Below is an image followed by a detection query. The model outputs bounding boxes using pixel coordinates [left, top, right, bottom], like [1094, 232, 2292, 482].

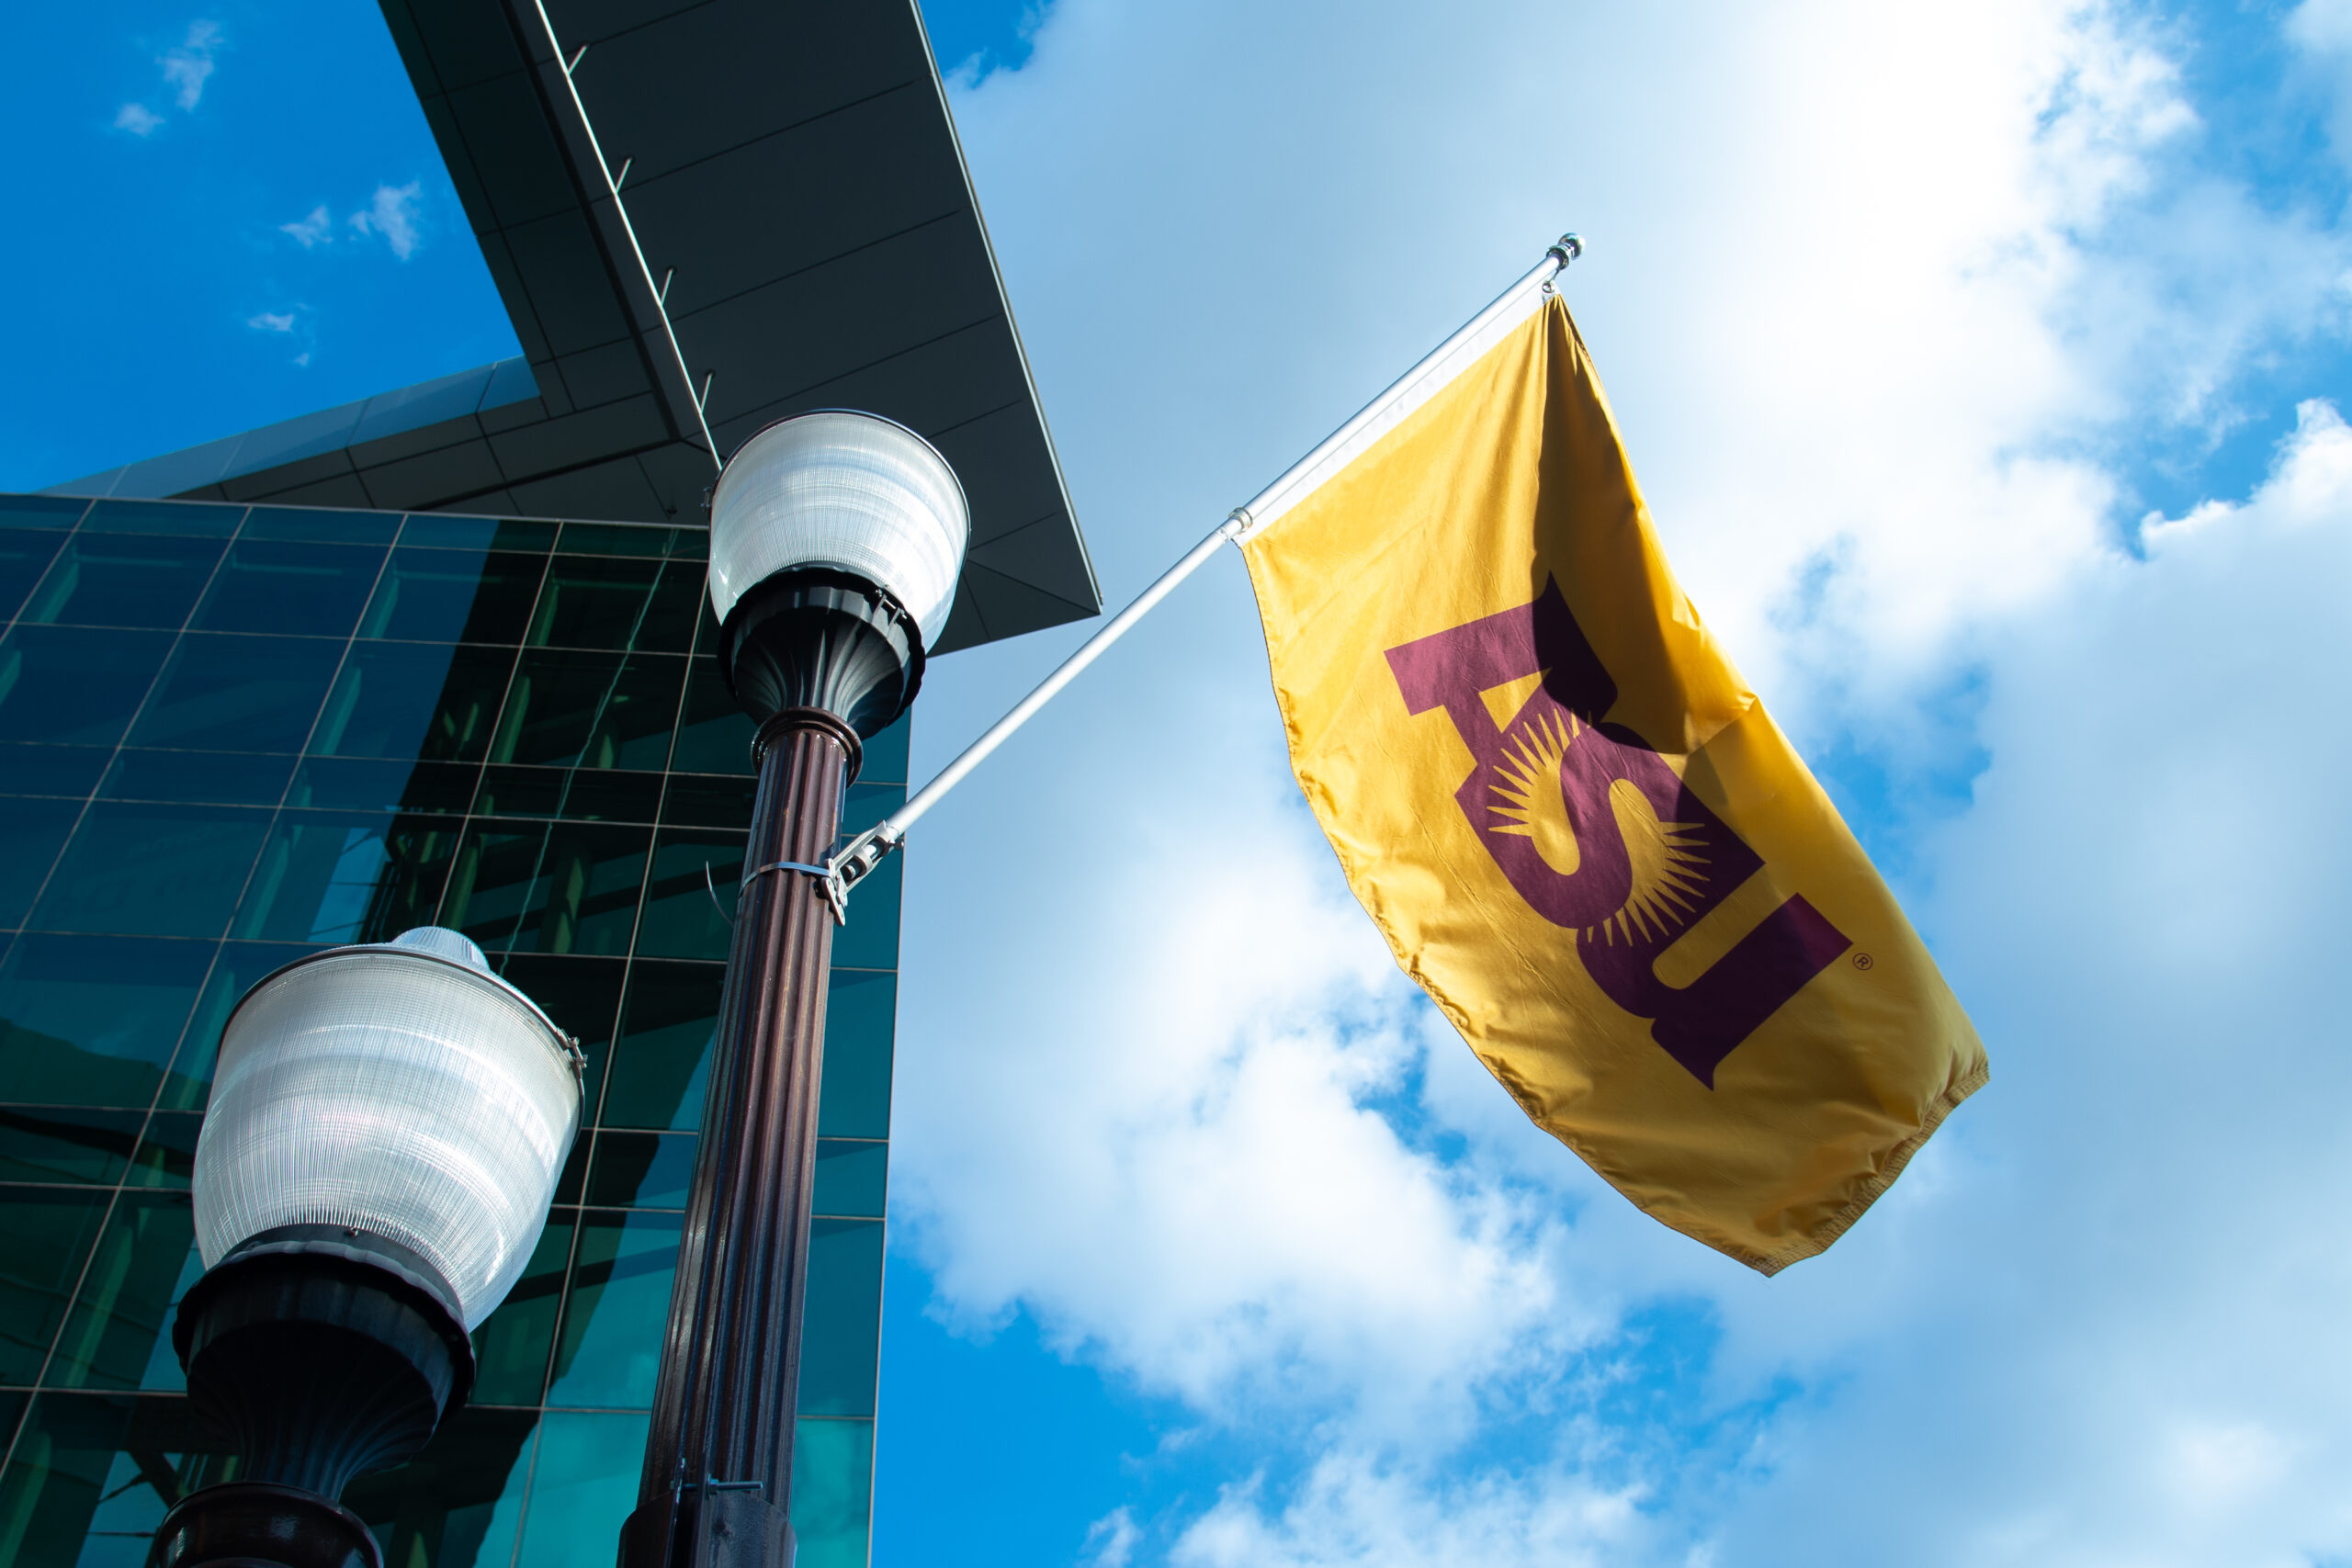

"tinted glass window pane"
[342, 1404, 538, 1568]
[584, 1133, 696, 1210]
[32, 802, 270, 939]
[826, 852, 899, 969]
[158, 942, 319, 1111]
[469, 1214, 574, 1407]
[0, 528, 67, 622]
[633, 829, 745, 962]
[838, 782, 905, 841]
[84, 499, 243, 537]
[0, 1189, 110, 1383]
[657, 773, 755, 829]
[240, 506, 401, 545]
[667, 657, 754, 775]
[360, 547, 545, 644]
[0, 742, 109, 797]
[0, 796, 77, 927]
[602, 962, 723, 1131]
[552, 523, 676, 558]
[472, 766, 663, 824]
[233, 810, 460, 945]
[496, 954, 625, 1126]
[311, 642, 514, 762]
[288, 756, 479, 815]
[861, 711, 910, 787]
[0, 1392, 236, 1564]
[526, 557, 700, 652]
[128, 1111, 202, 1190]
[511, 1411, 650, 1568]
[490, 651, 684, 771]
[191, 539, 385, 637]
[101, 750, 297, 807]
[438, 821, 648, 956]
[19, 533, 224, 629]
[125, 633, 343, 753]
[0, 494, 87, 527]
[0, 1108, 142, 1185]
[0, 625, 172, 746]
[399, 514, 557, 551]
[544, 1212, 680, 1409]
[796, 1219, 883, 1417]
[817, 971, 895, 1140]
[45, 1191, 196, 1392]
[0, 935, 213, 1106]
[812, 1140, 888, 1221]
[788, 1417, 873, 1568]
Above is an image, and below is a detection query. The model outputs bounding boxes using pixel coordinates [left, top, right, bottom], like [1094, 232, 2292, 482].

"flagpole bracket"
[822, 823, 905, 916]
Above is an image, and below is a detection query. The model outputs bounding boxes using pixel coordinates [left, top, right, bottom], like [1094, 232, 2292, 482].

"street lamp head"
[193, 926, 582, 1330]
[707, 410, 968, 748]
[155, 929, 582, 1568]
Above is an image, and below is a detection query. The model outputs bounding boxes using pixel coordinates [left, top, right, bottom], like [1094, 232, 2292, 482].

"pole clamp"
[747, 858, 847, 925]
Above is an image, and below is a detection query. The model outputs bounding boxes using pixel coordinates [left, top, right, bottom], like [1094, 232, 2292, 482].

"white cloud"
[161, 20, 220, 112]
[278, 206, 332, 248]
[348, 181, 424, 260]
[1082, 1506, 1142, 1568]
[114, 103, 163, 136]
[243, 311, 295, 333]
[880, 0, 2352, 1561]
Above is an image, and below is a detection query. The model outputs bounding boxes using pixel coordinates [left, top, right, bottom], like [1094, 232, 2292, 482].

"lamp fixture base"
[719, 567, 922, 740]
[148, 1481, 380, 1568]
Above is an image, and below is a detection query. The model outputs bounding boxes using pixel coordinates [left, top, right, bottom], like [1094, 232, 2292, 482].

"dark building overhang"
[51, 0, 1098, 656]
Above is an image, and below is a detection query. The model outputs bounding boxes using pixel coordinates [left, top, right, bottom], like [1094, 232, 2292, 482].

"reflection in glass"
[232, 810, 458, 944]
[18, 532, 224, 630]
[45, 1191, 196, 1392]
[510, 1411, 650, 1568]
[0, 626, 173, 747]
[361, 547, 546, 645]
[490, 650, 684, 772]
[0, 1190, 112, 1384]
[795, 1220, 884, 1416]
[101, 750, 297, 807]
[545, 1212, 681, 1409]
[788, 1417, 875, 1568]
[125, 633, 344, 754]
[812, 1140, 888, 1221]
[667, 656, 756, 776]
[311, 642, 514, 762]
[602, 963, 725, 1131]
[345, 1406, 540, 1568]
[32, 802, 271, 940]
[0, 796, 78, 928]
[526, 556, 701, 653]
[0, 936, 212, 1107]
[190, 538, 386, 637]
[0, 1108, 144, 1186]
[439, 820, 650, 956]
[817, 972, 896, 1140]
[470, 1215, 576, 1407]
[633, 829, 747, 962]
[584, 1133, 697, 1210]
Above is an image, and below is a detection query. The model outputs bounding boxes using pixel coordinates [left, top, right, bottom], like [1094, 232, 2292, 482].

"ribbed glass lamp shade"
[192, 928, 582, 1331]
[707, 410, 969, 649]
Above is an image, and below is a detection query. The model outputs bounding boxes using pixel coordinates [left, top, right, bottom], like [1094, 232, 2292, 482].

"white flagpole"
[825, 233, 1583, 905]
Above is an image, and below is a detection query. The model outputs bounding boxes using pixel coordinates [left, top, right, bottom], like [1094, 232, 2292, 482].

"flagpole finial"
[1549, 232, 1584, 268]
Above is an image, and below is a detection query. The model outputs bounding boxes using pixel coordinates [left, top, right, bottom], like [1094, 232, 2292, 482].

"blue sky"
[18, 3, 2352, 1566]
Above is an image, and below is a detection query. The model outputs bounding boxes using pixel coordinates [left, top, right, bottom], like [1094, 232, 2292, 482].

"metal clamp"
[748, 858, 846, 925]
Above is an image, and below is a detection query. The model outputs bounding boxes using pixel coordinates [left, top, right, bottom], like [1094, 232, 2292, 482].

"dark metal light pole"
[620, 412, 968, 1568]
[149, 929, 583, 1568]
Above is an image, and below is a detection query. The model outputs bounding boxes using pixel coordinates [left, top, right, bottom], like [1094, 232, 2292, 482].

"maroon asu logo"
[1385, 581, 1849, 1088]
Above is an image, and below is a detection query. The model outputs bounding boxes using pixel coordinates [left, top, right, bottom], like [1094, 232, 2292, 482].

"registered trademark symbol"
[1851, 952, 1874, 971]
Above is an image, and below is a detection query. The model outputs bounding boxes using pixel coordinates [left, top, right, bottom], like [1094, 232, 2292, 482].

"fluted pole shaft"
[622, 708, 858, 1568]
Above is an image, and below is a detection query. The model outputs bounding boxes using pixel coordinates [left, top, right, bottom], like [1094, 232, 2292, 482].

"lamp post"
[149, 927, 583, 1568]
[620, 411, 967, 1568]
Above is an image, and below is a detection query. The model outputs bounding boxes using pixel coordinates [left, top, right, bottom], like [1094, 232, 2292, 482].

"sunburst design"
[1487, 708, 1585, 874]
[1486, 709, 1710, 942]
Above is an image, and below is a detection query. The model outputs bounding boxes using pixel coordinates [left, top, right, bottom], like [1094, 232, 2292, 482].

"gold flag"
[1239, 295, 1985, 1273]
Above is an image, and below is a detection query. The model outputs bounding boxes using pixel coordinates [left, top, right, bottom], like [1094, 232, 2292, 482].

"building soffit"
[51, 0, 1099, 657]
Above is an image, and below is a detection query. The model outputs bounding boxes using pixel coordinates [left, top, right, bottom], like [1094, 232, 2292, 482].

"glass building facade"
[0, 491, 903, 1567]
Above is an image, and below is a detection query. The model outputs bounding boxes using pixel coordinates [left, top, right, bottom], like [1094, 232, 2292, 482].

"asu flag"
[1238, 294, 1985, 1273]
